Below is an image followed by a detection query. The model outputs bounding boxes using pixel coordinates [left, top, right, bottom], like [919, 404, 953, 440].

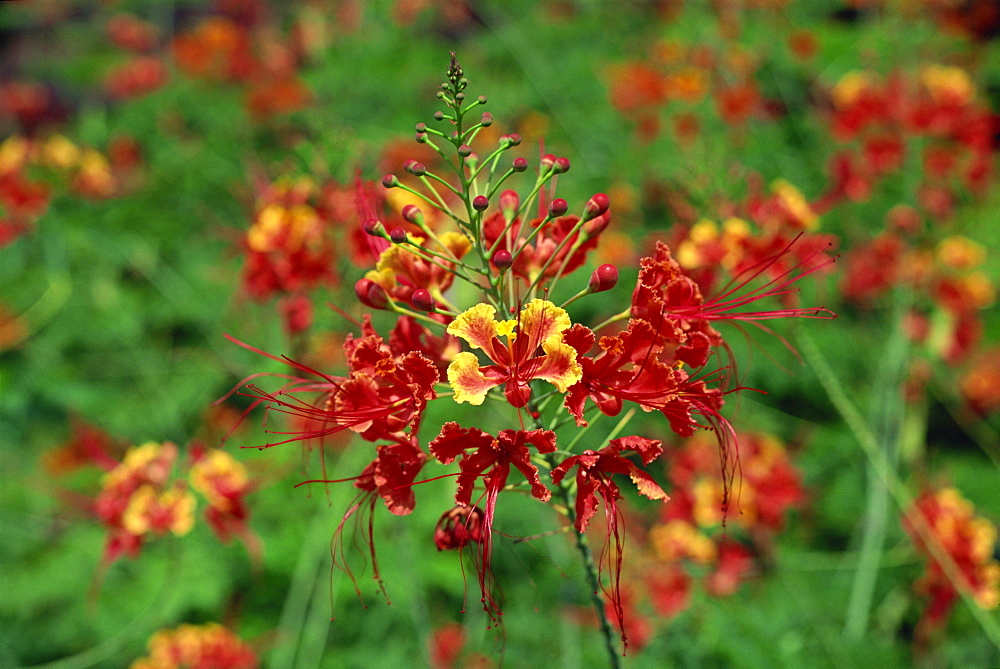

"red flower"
[903, 488, 999, 648]
[429, 422, 557, 623]
[563, 319, 728, 437]
[434, 505, 484, 551]
[228, 319, 438, 447]
[552, 436, 667, 641]
[446, 299, 582, 408]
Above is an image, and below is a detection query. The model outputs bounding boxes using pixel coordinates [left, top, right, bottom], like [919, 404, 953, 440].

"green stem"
[844, 295, 910, 640]
[555, 477, 622, 668]
[799, 329, 1000, 651]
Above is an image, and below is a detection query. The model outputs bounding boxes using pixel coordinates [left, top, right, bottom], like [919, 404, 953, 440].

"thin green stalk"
[30, 540, 183, 669]
[270, 499, 343, 669]
[552, 477, 623, 669]
[844, 295, 910, 640]
[800, 330, 1000, 651]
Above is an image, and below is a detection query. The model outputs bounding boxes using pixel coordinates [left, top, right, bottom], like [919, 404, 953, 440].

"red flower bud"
[512, 157, 528, 172]
[415, 122, 427, 132]
[506, 133, 522, 147]
[480, 112, 493, 127]
[403, 159, 417, 172]
[405, 161, 426, 177]
[472, 195, 489, 211]
[540, 153, 556, 171]
[411, 288, 435, 312]
[549, 198, 568, 217]
[364, 219, 383, 236]
[402, 204, 423, 224]
[355, 278, 388, 309]
[499, 189, 519, 219]
[434, 506, 484, 551]
[554, 157, 570, 174]
[458, 144, 472, 157]
[381, 174, 398, 188]
[492, 249, 513, 270]
[433, 111, 445, 121]
[589, 264, 619, 293]
[389, 227, 407, 244]
[584, 193, 610, 220]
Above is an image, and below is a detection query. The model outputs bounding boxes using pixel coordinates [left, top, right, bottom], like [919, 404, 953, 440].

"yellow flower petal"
[447, 351, 499, 405]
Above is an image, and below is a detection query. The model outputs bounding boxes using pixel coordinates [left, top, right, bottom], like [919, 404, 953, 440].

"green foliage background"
[1, 0, 998, 667]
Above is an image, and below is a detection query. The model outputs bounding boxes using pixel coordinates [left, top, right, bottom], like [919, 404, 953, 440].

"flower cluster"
[641, 432, 803, 616]
[818, 65, 994, 217]
[841, 229, 992, 365]
[667, 176, 838, 298]
[239, 175, 353, 334]
[172, 9, 311, 119]
[0, 133, 139, 246]
[131, 622, 258, 669]
[902, 487, 999, 646]
[76, 436, 256, 566]
[607, 32, 769, 142]
[234, 54, 832, 650]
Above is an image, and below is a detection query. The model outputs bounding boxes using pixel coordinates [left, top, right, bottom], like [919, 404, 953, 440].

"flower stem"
[549, 465, 622, 668]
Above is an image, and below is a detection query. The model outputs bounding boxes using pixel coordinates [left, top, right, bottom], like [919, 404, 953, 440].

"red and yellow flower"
[446, 299, 582, 408]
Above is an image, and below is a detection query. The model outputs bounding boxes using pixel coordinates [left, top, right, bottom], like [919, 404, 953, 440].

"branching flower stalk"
[230, 54, 836, 666]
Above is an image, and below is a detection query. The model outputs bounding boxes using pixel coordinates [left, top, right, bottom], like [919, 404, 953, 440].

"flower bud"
[506, 133, 522, 147]
[492, 249, 513, 270]
[403, 159, 418, 172]
[433, 110, 445, 121]
[554, 157, 571, 174]
[472, 195, 489, 211]
[540, 154, 556, 171]
[410, 162, 426, 177]
[415, 122, 427, 133]
[583, 193, 610, 220]
[363, 218, 383, 236]
[389, 227, 407, 244]
[478, 95, 487, 104]
[355, 278, 388, 309]
[411, 289, 435, 312]
[589, 264, 619, 293]
[549, 198, 568, 217]
[499, 189, 520, 219]
[415, 132, 427, 143]
[434, 506, 484, 551]
[480, 112, 493, 127]
[512, 157, 528, 172]
[455, 92, 465, 102]
[381, 174, 398, 188]
[458, 144, 472, 157]
[401, 204, 423, 225]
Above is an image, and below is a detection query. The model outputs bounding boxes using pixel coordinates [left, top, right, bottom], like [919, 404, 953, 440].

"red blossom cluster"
[816, 65, 995, 217]
[608, 36, 772, 146]
[172, 5, 312, 119]
[668, 176, 838, 298]
[902, 487, 999, 648]
[0, 133, 140, 246]
[131, 622, 258, 669]
[233, 55, 832, 649]
[239, 175, 353, 334]
[49, 422, 258, 568]
[841, 230, 993, 365]
[583, 431, 805, 652]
